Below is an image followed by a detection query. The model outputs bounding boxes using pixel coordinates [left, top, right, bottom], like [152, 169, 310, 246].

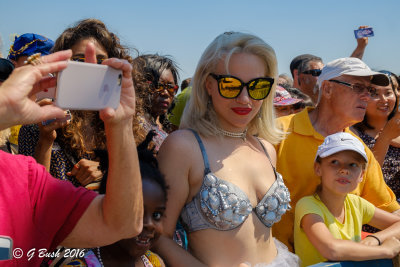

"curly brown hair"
[53, 18, 146, 158]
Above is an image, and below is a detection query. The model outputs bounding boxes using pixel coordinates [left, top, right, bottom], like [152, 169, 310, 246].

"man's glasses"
[155, 82, 179, 95]
[302, 69, 322, 77]
[71, 56, 106, 65]
[210, 73, 274, 100]
[328, 80, 375, 96]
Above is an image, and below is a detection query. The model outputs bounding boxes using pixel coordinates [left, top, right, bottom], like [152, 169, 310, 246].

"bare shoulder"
[255, 137, 277, 166]
[158, 129, 198, 156]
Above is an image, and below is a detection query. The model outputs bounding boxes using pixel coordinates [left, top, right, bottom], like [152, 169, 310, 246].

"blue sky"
[1, 0, 399, 82]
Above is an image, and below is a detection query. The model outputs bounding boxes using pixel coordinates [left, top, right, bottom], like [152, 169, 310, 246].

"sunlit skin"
[205, 52, 265, 132]
[351, 80, 400, 166]
[310, 75, 372, 137]
[315, 151, 366, 198]
[156, 51, 281, 266]
[70, 38, 108, 62]
[366, 85, 396, 123]
[298, 61, 324, 103]
[150, 69, 177, 119]
[99, 178, 166, 266]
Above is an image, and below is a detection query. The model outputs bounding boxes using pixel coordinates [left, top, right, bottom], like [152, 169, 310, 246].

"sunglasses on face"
[71, 56, 106, 65]
[328, 80, 375, 96]
[154, 82, 179, 95]
[302, 69, 322, 77]
[379, 70, 396, 91]
[210, 73, 274, 100]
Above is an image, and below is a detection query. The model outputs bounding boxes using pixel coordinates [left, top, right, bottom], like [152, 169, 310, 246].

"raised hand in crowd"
[350, 25, 370, 59]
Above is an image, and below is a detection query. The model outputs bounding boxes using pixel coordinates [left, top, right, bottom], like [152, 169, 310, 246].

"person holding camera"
[18, 19, 142, 191]
[0, 45, 143, 265]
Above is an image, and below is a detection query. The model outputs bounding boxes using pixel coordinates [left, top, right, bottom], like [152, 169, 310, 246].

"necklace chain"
[96, 247, 104, 267]
[216, 127, 248, 141]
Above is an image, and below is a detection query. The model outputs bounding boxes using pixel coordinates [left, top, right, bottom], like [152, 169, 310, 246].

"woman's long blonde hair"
[180, 32, 283, 144]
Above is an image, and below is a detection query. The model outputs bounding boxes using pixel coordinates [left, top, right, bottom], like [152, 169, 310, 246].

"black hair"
[289, 54, 318, 77]
[297, 56, 323, 74]
[99, 131, 168, 199]
[132, 54, 180, 133]
[180, 78, 192, 91]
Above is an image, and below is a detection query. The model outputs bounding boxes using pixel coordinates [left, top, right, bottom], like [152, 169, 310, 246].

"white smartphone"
[55, 61, 122, 110]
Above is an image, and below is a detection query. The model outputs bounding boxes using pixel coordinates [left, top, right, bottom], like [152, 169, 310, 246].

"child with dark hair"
[61, 132, 167, 266]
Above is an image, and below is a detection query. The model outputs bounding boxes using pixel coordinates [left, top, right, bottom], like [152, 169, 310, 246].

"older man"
[273, 57, 400, 252]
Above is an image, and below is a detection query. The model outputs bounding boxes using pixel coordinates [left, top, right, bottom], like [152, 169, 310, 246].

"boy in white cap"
[294, 132, 400, 267]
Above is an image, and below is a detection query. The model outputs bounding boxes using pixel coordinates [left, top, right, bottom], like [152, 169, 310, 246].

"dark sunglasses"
[210, 73, 274, 100]
[154, 82, 179, 95]
[302, 69, 322, 77]
[379, 70, 396, 91]
[71, 56, 106, 65]
[328, 80, 375, 96]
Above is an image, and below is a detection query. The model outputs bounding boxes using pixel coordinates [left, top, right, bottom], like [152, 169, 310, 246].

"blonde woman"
[154, 32, 299, 267]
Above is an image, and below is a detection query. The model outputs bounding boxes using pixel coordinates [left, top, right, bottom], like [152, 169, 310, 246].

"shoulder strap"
[141, 254, 154, 267]
[187, 129, 211, 175]
[256, 138, 277, 179]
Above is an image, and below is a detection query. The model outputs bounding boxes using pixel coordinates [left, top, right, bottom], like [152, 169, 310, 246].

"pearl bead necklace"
[217, 127, 248, 141]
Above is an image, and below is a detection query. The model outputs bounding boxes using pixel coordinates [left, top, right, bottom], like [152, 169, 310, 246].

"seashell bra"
[180, 130, 291, 232]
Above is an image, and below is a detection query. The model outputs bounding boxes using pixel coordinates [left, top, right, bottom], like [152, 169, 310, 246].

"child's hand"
[360, 235, 380, 246]
[381, 237, 400, 258]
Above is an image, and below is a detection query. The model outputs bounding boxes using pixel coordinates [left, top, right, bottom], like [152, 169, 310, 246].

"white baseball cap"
[317, 57, 389, 88]
[315, 132, 368, 162]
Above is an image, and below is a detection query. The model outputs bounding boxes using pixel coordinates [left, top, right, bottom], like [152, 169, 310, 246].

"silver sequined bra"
[180, 130, 291, 232]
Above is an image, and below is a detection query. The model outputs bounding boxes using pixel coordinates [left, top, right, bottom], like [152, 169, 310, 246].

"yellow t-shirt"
[294, 194, 375, 267]
[273, 107, 400, 251]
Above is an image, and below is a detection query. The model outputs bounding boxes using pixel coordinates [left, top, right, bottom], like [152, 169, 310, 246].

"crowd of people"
[1, 19, 400, 267]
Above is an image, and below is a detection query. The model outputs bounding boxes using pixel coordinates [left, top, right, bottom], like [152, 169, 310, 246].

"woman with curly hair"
[18, 18, 145, 190]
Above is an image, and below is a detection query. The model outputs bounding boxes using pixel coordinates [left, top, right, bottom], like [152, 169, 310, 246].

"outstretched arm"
[61, 42, 143, 247]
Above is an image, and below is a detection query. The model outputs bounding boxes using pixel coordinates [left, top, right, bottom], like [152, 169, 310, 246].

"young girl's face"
[315, 150, 366, 195]
[119, 178, 166, 258]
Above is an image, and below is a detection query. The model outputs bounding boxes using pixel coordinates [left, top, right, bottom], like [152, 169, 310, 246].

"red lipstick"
[232, 107, 252, 115]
